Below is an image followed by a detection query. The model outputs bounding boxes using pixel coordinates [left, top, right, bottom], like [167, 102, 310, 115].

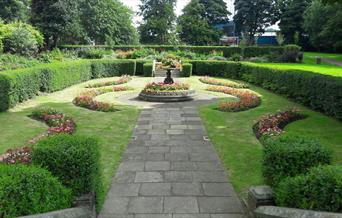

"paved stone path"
[321, 58, 342, 67]
[100, 102, 246, 218]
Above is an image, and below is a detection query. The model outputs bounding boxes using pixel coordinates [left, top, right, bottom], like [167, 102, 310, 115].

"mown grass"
[198, 77, 342, 198]
[0, 77, 140, 211]
[249, 52, 342, 78]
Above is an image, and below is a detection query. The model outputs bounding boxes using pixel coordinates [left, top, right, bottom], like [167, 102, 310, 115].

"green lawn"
[0, 77, 141, 210]
[198, 77, 342, 197]
[249, 52, 342, 78]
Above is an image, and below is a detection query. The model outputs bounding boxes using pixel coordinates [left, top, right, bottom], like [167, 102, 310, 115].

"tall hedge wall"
[191, 61, 342, 120]
[0, 60, 136, 111]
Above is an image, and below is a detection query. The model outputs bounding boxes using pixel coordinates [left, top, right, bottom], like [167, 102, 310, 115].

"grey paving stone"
[170, 125, 188, 129]
[128, 197, 163, 213]
[165, 153, 189, 161]
[198, 197, 244, 213]
[170, 135, 191, 140]
[145, 161, 170, 171]
[196, 162, 224, 171]
[193, 172, 228, 182]
[113, 171, 136, 183]
[118, 162, 144, 172]
[122, 153, 144, 161]
[151, 134, 170, 141]
[101, 197, 129, 214]
[165, 171, 192, 182]
[108, 183, 140, 197]
[152, 124, 170, 129]
[136, 135, 152, 140]
[135, 214, 172, 218]
[148, 129, 166, 134]
[148, 146, 170, 153]
[210, 214, 245, 218]
[190, 153, 219, 162]
[202, 183, 236, 197]
[164, 197, 199, 213]
[144, 153, 165, 161]
[172, 183, 203, 196]
[139, 183, 171, 196]
[135, 172, 163, 183]
[173, 215, 210, 218]
[166, 129, 185, 135]
[100, 214, 134, 218]
[171, 162, 197, 171]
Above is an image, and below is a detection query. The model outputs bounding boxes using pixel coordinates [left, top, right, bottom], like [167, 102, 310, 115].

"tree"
[138, 0, 176, 44]
[304, 0, 342, 52]
[234, 0, 277, 45]
[178, 0, 227, 45]
[82, 0, 138, 45]
[278, 0, 311, 47]
[0, 0, 30, 23]
[31, 0, 85, 47]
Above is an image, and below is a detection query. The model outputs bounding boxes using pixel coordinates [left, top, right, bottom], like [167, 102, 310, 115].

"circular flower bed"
[139, 82, 195, 102]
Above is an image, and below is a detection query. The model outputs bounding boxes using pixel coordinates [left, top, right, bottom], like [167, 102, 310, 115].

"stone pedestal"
[247, 186, 275, 212]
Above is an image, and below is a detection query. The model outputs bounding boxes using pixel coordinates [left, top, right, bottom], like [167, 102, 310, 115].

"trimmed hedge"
[275, 165, 342, 212]
[0, 59, 136, 111]
[243, 46, 284, 58]
[180, 63, 192, 77]
[135, 60, 149, 76]
[143, 62, 154, 77]
[32, 134, 101, 197]
[262, 137, 332, 187]
[0, 164, 72, 218]
[190, 61, 342, 120]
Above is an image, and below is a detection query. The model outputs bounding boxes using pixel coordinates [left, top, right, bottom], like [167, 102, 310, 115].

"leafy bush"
[0, 164, 72, 218]
[0, 22, 43, 56]
[135, 60, 149, 75]
[131, 48, 155, 59]
[90, 59, 136, 78]
[275, 165, 342, 212]
[190, 60, 242, 78]
[0, 54, 40, 71]
[78, 48, 110, 59]
[262, 137, 332, 186]
[32, 134, 101, 197]
[229, 53, 242, 62]
[243, 46, 284, 58]
[282, 44, 301, 62]
[143, 62, 153, 77]
[180, 63, 192, 77]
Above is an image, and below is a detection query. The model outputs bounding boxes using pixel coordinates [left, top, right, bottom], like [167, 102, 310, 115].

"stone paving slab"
[100, 105, 246, 218]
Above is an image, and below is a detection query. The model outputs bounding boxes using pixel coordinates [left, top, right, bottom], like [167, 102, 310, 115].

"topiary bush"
[282, 44, 301, 63]
[275, 165, 342, 212]
[143, 62, 154, 77]
[180, 63, 192, 77]
[262, 137, 332, 187]
[31, 134, 101, 197]
[0, 164, 72, 218]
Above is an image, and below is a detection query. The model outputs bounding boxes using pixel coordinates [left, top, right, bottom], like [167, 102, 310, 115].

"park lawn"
[0, 77, 140, 210]
[199, 78, 342, 198]
[304, 52, 342, 63]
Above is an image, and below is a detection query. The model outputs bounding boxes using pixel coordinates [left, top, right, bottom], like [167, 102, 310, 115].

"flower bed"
[86, 75, 132, 88]
[73, 86, 132, 112]
[207, 86, 261, 112]
[142, 82, 190, 93]
[200, 76, 248, 88]
[0, 108, 76, 164]
[254, 108, 306, 139]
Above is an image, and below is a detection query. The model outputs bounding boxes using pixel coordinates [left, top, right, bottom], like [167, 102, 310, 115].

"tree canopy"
[0, 0, 31, 23]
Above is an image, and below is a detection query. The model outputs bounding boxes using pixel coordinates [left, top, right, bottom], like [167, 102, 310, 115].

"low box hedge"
[275, 165, 342, 212]
[0, 164, 72, 218]
[31, 134, 101, 197]
[180, 63, 192, 77]
[135, 59, 149, 76]
[143, 62, 154, 77]
[262, 137, 332, 187]
[0, 59, 137, 111]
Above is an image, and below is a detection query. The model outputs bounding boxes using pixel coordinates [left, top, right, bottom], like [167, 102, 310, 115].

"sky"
[121, 0, 235, 24]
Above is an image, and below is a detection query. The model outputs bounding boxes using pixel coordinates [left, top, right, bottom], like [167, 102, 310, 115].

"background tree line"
[0, 0, 341, 52]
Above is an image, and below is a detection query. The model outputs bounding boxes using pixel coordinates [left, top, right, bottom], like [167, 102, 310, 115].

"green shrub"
[180, 63, 192, 77]
[282, 44, 301, 62]
[190, 60, 242, 79]
[135, 60, 149, 75]
[243, 46, 284, 58]
[78, 48, 110, 59]
[275, 165, 342, 212]
[143, 62, 153, 77]
[223, 47, 242, 57]
[90, 59, 136, 78]
[32, 134, 101, 197]
[0, 53, 41, 71]
[0, 164, 72, 218]
[262, 137, 332, 187]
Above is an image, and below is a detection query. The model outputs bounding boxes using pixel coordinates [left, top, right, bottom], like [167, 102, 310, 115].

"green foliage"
[282, 44, 301, 62]
[180, 63, 192, 77]
[190, 60, 242, 78]
[135, 60, 149, 75]
[262, 137, 332, 187]
[78, 49, 110, 59]
[138, 0, 177, 44]
[234, 0, 277, 44]
[90, 60, 136, 78]
[0, 22, 44, 56]
[32, 134, 101, 197]
[0, 0, 31, 23]
[0, 164, 72, 218]
[0, 54, 41, 71]
[304, 0, 342, 52]
[243, 46, 284, 59]
[276, 165, 342, 212]
[143, 62, 154, 77]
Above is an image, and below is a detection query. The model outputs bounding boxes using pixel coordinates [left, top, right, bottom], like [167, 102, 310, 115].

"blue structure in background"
[256, 36, 279, 46]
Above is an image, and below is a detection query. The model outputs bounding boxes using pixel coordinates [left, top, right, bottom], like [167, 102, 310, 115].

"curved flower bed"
[86, 75, 132, 88]
[207, 86, 261, 112]
[142, 82, 190, 93]
[0, 108, 76, 164]
[73, 86, 132, 112]
[253, 108, 307, 139]
[200, 76, 248, 88]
